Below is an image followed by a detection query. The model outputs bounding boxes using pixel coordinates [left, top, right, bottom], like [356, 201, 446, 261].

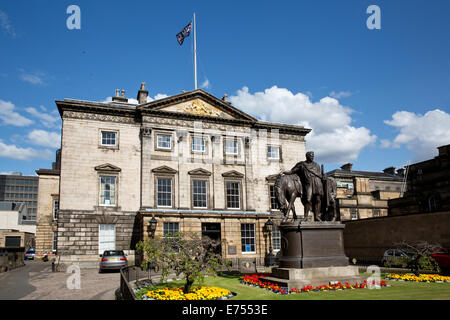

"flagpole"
[194, 12, 197, 90]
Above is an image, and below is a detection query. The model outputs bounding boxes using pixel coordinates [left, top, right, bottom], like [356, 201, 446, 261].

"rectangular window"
[267, 146, 280, 160]
[99, 176, 117, 206]
[192, 180, 207, 208]
[157, 134, 172, 150]
[192, 137, 206, 152]
[226, 181, 241, 209]
[101, 131, 117, 146]
[53, 200, 59, 220]
[241, 224, 256, 253]
[373, 210, 380, 217]
[157, 178, 172, 207]
[269, 185, 279, 210]
[163, 222, 179, 237]
[225, 140, 238, 155]
[99, 224, 116, 254]
[52, 232, 57, 252]
[273, 226, 281, 251]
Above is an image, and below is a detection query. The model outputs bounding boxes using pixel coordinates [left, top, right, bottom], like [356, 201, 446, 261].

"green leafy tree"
[136, 232, 231, 293]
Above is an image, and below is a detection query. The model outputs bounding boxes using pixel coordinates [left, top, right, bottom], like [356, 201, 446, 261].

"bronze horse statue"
[274, 173, 302, 221]
[275, 173, 338, 222]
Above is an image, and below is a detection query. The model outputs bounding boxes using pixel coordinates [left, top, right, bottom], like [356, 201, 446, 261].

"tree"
[136, 232, 231, 293]
[391, 240, 441, 275]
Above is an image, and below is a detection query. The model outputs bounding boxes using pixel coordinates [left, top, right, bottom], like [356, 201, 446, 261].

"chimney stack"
[383, 167, 396, 175]
[112, 88, 128, 103]
[137, 82, 149, 104]
[340, 163, 353, 172]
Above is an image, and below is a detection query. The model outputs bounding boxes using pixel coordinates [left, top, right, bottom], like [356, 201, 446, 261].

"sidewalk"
[18, 262, 120, 300]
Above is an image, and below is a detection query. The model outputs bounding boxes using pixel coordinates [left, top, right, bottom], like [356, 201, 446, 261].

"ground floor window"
[241, 223, 256, 253]
[52, 231, 57, 252]
[272, 226, 281, 251]
[99, 224, 116, 254]
[163, 222, 179, 237]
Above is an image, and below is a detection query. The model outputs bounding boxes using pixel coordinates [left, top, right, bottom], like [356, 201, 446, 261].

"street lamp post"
[264, 218, 276, 267]
[149, 216, 158, 239]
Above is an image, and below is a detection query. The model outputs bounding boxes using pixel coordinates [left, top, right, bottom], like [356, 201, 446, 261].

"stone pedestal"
[260, 221, 364, 289]
[278, 221, 349, 269]
[261, 266, 364, 290]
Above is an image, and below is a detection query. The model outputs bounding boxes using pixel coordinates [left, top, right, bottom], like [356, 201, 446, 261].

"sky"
[0, 0, 449, 176]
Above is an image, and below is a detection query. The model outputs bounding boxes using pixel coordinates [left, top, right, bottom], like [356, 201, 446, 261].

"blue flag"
[176, 21, 192, 45]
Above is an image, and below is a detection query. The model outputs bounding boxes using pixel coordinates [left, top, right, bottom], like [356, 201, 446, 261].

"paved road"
[0, 260, 48, 300]
[0, 260, 119, 300]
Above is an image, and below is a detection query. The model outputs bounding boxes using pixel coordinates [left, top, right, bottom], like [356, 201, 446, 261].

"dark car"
[432, 248, 450, 272]
[99, 250, 127, 273]
[24, 248, 35, 260]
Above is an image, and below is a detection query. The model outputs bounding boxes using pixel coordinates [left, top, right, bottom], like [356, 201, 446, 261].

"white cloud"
[0, 139, 53, 161]
[20, 73, 45, 85]
[201, 78, 210, 89]
[229, 86, 376, 163]
[25, 107, 61, 128]
[383, 109, 450, 161]
[0, 99, 34, 126]
[27, 129, 61, 148]
[0, 10, 16, 38]
[329, 91, 353, 99]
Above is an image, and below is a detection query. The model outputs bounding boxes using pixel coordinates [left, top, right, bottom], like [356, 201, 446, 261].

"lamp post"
[149, 216, 157, 239]
[264, 218, 276, 267]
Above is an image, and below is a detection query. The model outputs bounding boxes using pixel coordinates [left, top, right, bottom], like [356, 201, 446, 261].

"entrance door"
[201, 223, 222, 255]
[99, 224, 116, 254]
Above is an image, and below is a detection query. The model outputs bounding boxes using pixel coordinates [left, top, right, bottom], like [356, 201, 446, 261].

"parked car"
[24, 248, 35, 260]
[99, 250, 127, 273]
[431, 248, 450, 272]
[382, 249, 414, 267]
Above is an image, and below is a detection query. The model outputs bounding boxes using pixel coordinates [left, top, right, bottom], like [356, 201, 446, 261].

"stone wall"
[35, 172, 59, 255]
[343, 210, 450, 263]
[57, 210, 140, 266]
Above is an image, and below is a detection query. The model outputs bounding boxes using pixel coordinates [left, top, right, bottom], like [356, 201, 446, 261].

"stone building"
[327, 164, 404, 220]
[389, 144, 450, 216]
[55, 84, 310, 268]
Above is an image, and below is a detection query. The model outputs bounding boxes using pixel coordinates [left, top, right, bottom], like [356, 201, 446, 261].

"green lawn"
[137, 274, 450, 300]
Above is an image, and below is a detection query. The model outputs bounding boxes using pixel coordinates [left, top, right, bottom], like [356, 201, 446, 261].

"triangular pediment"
[188, 168, 212, 176]
[95, 163, 121, 172]
[138, 89, 257, 122]
[151, 165, 178, 174]
[222, 170, 244, 178]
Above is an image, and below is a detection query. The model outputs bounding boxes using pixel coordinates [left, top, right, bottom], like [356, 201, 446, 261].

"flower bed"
[240, 273, 388, 294]
[385, 273, 450, 283]
[137, 286, 233, 300]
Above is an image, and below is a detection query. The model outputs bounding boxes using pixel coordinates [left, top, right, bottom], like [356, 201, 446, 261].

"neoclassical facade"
[55, 85, 310, 268]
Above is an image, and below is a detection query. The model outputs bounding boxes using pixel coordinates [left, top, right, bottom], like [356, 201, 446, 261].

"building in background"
[35, 149, 60, 258]
[389, 144, 450, 216]
[327, 164, 404, 220]
[0, 202, 36, 234]
[0, 173, 39, 221]
[55, 84, 310, 269]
